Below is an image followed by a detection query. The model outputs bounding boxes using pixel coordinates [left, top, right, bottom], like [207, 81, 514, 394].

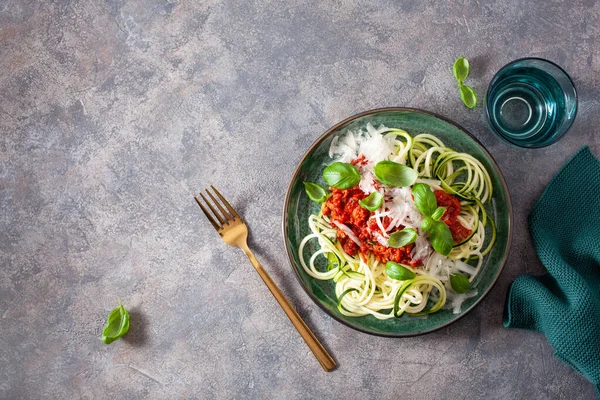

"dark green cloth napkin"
[504, 146, 600, 397]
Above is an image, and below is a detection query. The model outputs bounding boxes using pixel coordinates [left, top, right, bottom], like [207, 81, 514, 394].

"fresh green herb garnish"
[102, 300, 130, 344]
[453, 57, 470, 81]
[385, 261, 416, 281]
[303, 182, 328, 203]
[453, 57, 478, 109]
[323, 162, 360, 189]
[358, 191, 383, 211]
[431, 206, 446, 221]
[429, 220, 453, 256]
[450, 273, 471, 294]
[411, 184, 454, 256]
[388, 227, 418, 248]
[412, 183, 437, 216]
[421, 217, 434, 232]
[374, 161, 418, 188]
[459, 85, 478, 109]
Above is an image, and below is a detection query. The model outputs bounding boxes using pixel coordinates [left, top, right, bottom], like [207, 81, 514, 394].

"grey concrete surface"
[1, 0, 599, 398]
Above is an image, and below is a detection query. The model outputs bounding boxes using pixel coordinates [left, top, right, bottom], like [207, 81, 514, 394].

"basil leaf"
[358, 191, 383, 211]
[102, 301, 130, 344]
[323, 162, 360, 189]
[386, 261, 416, 281]
[421, 217, 434, 232]
[374, 161, 418, 187]
[453, 57, 470, 82]
[450, 273, 471, 294]
[412, 183, 437, 217]
[388, 227, 417, 248]
[303, 182, 328, 203]
[459, 84, 478, 109]
[429, 221, 454, 256]
[431, 206, 446, 221]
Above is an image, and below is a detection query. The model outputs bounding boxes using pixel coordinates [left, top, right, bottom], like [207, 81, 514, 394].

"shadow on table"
[122, 308, 149, 347]
[468, 55, 490, 81]
[248, 237, 341, 354]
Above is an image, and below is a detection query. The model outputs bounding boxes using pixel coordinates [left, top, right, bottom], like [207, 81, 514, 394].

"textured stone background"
[1, 0, 599, 398]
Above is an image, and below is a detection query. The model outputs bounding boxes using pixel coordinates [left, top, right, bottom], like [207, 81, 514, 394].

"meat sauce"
[322, 186, 472, 265]
[433, 190, 472, 243]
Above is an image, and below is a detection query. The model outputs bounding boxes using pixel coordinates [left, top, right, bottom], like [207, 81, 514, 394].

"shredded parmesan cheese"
[332, 220, 361, 245]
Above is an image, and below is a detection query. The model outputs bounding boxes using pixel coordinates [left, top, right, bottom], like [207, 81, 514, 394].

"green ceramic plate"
[283, 108, 513, 337]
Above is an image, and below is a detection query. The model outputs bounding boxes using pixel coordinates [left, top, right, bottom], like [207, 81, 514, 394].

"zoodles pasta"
[300, 123, 496, 320]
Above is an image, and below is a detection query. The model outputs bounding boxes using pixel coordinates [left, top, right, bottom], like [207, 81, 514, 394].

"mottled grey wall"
[1, 0, 598, 399]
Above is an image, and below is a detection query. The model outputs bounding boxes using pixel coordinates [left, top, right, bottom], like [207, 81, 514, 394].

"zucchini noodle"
[300, 123, 496, 319]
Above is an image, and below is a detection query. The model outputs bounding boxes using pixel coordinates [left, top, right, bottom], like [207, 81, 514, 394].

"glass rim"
[484, 57, 578, 149]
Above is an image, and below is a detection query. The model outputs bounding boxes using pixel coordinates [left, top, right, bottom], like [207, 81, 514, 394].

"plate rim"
[282, 107, 513, 337]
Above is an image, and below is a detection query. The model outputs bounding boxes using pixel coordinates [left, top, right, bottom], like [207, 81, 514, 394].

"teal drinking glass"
[485, 58, 577, 148]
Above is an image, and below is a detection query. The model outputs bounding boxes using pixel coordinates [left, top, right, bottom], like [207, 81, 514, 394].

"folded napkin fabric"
[503, 146, 600, 397]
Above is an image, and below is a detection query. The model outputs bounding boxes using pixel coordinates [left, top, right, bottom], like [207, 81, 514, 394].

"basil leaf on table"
[421, 217, 434, 232]
[450, 273, 471, 294]
[388, 227, 418, 248]
[102, 300, 130, 344]
[323, 162, 360, 189]
[431, 206, 446, 221]
[429, 221, 454, 256]
[459, 84, 478, 109]
[452, 57, 478, 109]
[453, 57, 470, 82]
[303, 182, 328, 203]
[412, 183, 437, 217]
[386, 261, 416, 281]
[358, 191, 383, 211]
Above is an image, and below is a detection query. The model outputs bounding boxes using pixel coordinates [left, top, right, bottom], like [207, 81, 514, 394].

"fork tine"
[194, 196, 221, 231]
[205, 188, 233, 223]
[199, 192, 228, 226]
[211, 185, 241, 220]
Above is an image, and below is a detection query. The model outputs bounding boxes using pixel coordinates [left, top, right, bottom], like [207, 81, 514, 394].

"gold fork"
[195, 185, 336, 372]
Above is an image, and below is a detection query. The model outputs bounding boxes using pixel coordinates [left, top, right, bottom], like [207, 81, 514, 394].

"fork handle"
[241, 246, 336, 372]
